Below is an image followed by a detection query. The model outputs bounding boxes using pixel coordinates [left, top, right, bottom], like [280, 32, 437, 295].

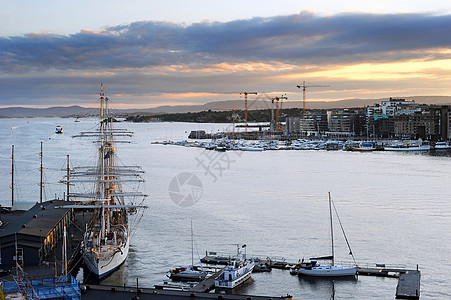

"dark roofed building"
[0, 200, 74, 268]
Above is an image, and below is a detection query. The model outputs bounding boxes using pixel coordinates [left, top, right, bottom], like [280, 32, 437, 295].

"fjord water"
[0, 118, 450, 299]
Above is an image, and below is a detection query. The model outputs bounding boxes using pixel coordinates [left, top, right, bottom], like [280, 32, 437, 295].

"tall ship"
[63, 84, 147, 279]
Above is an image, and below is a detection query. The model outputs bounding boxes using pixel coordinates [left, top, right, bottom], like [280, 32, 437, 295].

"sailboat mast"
[191, 220, 194, 266]
[329, 191, 335, 266]
[11, 145, 14, 207]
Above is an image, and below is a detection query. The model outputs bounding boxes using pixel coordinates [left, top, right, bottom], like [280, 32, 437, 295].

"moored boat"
[298, 192, 357, 277]
[62, 84, 147, 279]
[168, 265, 207, 282]
[433, 141, 451, 150]
[351, 142, 376, 151]
[214, 245, 255, 289]
[168, 221, 207, 282]
[384, 140, 430, 151]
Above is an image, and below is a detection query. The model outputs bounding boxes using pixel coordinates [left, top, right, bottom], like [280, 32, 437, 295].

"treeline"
[125, 108, 303, 123]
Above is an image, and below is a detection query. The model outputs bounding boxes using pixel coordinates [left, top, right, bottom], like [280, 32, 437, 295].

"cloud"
[2, 11, 451, 73]
[1, 11, 451, 106]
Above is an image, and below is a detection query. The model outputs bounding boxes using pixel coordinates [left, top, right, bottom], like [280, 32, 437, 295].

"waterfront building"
[327, 108, 365, 137]
[0, 200, 74, 268]
[285, 116, 301, 134]
[298, 110, 328, 136]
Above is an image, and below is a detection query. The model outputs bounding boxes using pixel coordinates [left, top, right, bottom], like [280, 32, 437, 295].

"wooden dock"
[190, 269, 223, 292]
[396, 270, 420, 299]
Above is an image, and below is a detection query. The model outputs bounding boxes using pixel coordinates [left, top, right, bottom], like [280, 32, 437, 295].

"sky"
[1, 0, 451, 108]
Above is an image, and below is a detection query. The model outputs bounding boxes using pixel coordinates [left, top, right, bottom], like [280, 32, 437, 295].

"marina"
[0, 120, 449, 299]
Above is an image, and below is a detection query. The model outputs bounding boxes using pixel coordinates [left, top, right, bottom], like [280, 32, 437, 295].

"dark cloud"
[1, 11, 451, 73]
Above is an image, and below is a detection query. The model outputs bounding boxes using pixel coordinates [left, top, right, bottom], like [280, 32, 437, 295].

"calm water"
[0, 118, 450, 299]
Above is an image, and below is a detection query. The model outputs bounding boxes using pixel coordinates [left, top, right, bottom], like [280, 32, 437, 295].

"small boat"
[74, 117, 80, 122]
[434, 141, 451, 150]
[55, 125, 63, 134]
[298, 192, 357, 277]
[351, 142, 376, 151]
[215, 143, 227, 152]
[239, 143, 265, 151]
[384, 140, 430, 151]
[168, 266, 207, 282]
[214, 245, 255, 289]
[168, 221, 207, 282]
[253, 262, 272, 272]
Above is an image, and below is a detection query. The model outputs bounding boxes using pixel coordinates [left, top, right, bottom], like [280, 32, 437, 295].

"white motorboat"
[434, 141, 451, 150]
[214, 245, 255, 289]
[298, 192, 357, 277]
[351, 142, 376, 151]
[384, 140, 430, 151]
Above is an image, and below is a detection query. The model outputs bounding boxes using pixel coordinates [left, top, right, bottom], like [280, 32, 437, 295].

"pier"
[190, 269, 223, 292]
[81, 284, 293, 300]
[396, 270, 421, 299]
[201, 252, 422, 298]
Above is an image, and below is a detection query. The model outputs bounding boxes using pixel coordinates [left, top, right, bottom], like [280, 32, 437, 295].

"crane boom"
[296, 81, 330, 118]
[212, 91, 257, 132]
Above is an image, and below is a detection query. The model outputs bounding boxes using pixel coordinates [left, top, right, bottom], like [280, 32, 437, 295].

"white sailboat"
[168, 221, 207, 282]
[62, 83, 147, 279]
[298, 192, 357, 277]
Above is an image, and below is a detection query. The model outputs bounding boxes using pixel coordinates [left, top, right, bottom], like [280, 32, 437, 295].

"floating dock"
[190, 269, 223, 292]
[396, 270, 421, 299]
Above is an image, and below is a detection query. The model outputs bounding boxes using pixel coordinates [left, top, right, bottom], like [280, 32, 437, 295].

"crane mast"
[296, 81, 330, 118]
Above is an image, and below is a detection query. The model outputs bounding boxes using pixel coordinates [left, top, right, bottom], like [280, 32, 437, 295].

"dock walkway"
[190, 269, 223, 292]
[396, 270, 420, 299]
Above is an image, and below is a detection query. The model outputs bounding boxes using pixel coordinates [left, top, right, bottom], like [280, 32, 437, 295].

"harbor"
[0, 119, 449, 299]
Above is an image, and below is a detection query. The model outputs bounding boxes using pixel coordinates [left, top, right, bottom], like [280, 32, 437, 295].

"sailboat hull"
[297, 265, 356, 277]
[83, 236, 130, 279]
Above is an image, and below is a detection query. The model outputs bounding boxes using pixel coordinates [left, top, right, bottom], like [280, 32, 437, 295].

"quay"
[81, 284, 293, 300]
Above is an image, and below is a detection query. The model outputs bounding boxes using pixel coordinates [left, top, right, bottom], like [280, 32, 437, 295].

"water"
[0, 118, 450, 299]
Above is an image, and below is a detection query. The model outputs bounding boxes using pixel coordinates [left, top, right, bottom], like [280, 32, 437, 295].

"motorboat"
[434, 141, 451, 150]
[384, 140, 430, 151]
[253, 261, 272, 272]
[168, 265, 207, 282]
[351, 142, 376, 151]
[214, 245, 255, 289]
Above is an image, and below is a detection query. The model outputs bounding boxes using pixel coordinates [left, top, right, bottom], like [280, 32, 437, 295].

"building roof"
[0, 200, 73, 238]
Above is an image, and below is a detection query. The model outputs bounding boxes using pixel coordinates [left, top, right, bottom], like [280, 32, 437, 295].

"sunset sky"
[1, 0, 451, 108]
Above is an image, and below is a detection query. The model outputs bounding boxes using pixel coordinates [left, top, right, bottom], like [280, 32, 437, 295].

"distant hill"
[0, 105, 96, 118]
[1, 96, 450, 117]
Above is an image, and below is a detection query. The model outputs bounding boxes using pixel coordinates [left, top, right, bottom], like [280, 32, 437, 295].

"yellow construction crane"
[272, 95, 287, 131]
[296, 81, 330, 118]
[213, 91, 258, 132]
